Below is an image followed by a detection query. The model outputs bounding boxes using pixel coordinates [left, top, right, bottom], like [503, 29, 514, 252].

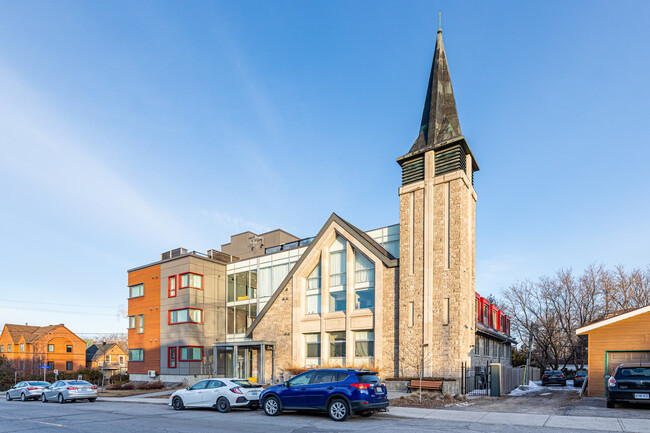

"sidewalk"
[380, 406, 650, 432]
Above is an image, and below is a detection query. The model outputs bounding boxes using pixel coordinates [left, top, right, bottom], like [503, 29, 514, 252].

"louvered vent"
[434, 145, 466, 177]
[402, 157, 424, 186]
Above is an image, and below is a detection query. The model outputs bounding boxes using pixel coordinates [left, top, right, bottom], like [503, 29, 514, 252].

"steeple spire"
[408, 27, 462, 155]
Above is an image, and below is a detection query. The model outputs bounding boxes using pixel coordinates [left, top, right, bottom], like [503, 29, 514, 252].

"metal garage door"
[607, 351, 650, 375]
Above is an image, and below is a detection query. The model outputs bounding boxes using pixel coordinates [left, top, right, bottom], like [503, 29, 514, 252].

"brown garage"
[577, 305, 650, 397]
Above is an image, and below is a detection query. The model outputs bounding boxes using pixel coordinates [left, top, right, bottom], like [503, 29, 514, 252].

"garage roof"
[576, 304, 650, 335]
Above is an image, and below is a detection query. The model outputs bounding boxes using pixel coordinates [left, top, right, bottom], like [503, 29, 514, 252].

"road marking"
[0, 414, 66, 428]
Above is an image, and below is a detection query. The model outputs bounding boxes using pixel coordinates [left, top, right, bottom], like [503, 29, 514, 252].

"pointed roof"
[245, 213, 398, 337]
[398, 29, 478, 171]
[2, 324, 82, 344]
[411, 29, 462, 152]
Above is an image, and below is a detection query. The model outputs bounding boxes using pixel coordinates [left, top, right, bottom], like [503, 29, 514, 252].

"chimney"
[102, 341, 107, 346]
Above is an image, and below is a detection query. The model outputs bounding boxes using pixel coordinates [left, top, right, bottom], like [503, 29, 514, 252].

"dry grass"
[389, 391, 469, 409]
[282, 361, 379, 376]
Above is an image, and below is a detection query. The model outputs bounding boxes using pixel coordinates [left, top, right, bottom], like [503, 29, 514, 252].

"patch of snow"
[508, 380, 542, 396]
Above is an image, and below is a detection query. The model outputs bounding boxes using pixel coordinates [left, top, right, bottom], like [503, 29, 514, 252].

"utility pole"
[524, 331, 534, 385]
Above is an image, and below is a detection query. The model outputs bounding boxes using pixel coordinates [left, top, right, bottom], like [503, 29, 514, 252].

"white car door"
[10, 382, 23, 399]
[183, 380, 210, 407]
[204, 380, 226, 407]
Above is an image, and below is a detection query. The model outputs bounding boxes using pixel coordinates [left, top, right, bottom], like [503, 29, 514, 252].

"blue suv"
[259, 369, 388, 421]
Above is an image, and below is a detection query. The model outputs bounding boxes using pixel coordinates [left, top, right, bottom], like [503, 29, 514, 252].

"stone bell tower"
[397, 28, 478, 377]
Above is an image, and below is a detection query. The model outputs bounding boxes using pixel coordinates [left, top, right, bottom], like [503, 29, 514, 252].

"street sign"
[39, 364, 51, 370]
[54, 370, 58, 374]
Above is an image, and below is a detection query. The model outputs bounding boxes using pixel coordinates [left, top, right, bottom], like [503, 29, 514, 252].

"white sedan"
[169, 378, 263, 412]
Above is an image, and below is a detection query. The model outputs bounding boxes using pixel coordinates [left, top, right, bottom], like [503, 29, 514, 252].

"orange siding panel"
[128, 265, 161, 374]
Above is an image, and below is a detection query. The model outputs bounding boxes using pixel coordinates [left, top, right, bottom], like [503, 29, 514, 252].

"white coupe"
[169, 378, 263, 412]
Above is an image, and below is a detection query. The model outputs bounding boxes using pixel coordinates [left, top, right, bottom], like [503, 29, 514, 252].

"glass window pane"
[236, 272, 248, 300]
[227, 275, 235, 302]
[329, 332, 346, 358]
[330, 291, 346, 312]
[249, 271, 257, 299]
[355, 288, 374, 309]
[259, 267, 272, 297]
[227, 306, 235, 334]
[235, 305, 247, 334]
[306, 294, 321, 314]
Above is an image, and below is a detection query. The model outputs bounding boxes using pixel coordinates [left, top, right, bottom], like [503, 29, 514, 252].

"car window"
[289, 372, 313, 386]
[190, 380, 210, 390]
[28, 382, 50, 386]
[207, 380, 223, 389]
[312, 371, 339, 384]
[619, 367, 650, 377]
[69, 381, 91, 386]
[16, 382, 25, 388]
[356, 374, 380, 384]
[551, 371, 563, 376]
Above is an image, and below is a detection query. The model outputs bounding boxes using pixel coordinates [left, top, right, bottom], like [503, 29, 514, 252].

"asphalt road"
[0, 399, 632, 433]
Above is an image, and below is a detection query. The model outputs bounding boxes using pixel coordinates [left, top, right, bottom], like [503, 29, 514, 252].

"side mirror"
[284, 382, 290, 388]
[186, 386, 191, 390]
[10, 386, 15, 389]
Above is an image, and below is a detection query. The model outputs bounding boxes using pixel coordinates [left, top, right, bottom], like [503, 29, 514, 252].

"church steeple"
[410, 29, 462, 154]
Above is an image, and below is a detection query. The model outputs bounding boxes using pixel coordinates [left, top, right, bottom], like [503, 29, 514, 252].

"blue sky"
[0, 1, 649, 335]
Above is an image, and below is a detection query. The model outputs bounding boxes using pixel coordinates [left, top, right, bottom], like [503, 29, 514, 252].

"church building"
[126, 27, 515, 384]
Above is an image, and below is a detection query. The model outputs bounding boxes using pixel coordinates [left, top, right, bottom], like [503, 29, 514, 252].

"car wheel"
[21, 393, 26, 402]
[89, 398, 96, 402]
[328, 398, 349, 422]
[172, 396, 184, 411]
[607, 400, 615, 409]
[42, 394, 48, 403]
[359, 410, 373, 417]
[6, 393, 11, 401]
[58, 394, 65, 404]
[216, 397, 231, 413]
[263, 396, 281, 416]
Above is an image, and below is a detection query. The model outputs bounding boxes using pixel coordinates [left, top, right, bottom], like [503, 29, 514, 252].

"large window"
[306, 263, 321, 314]
[20, 344, 24, 352]
[258, 267, 272, 298]
[305, 334, 321, 365]
[179, 346, 203, 361]
[129, 283, 144, 298]
[128, 315, 136, 329]
[47, 344, 54, 352]
[66, 361, 72, 370]
[169, 308, 203, 324]
[329, 237, 347, 312]
[354, 251, 374, 309]
[355, 331, 374, 357]
[329, 331, 346, 360]
[137, 314, 144, 334]
[168, 347, 177, 368]
[227, 304, 255, 334]
[168, 276, 177, 297]
[129, 349, 144, 361]
[180, 272, 203, 290]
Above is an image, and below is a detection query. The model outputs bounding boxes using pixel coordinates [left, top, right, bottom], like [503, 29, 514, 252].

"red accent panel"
[168, 308, 204, 325]
[179, 272, 204, 290]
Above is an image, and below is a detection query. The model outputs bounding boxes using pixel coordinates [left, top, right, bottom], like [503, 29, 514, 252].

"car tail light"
[66, 387, 77, 390]
[542, 375, 549, 379]
[608, 377, 617, 388]
[559, 375, 565, 378]
[91, 386, 98, 390]
[27, 387, 38, 390]
[350, 383, 371, 390]
[230, 386, 243, 394]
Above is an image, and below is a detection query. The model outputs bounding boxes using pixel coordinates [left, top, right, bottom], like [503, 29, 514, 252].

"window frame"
[105, 354, 111, 363]
[128, 315, 136, 329]
[354, 250, 375, 310]
[179, 272, 204, 290]
[329, 332, 346, 359]
[66, 345, 72, 353]
[305, 333, 321, 362]
[179, 346, 204, 362]
[168, 346, 177, 368]
[168, 308, 204, 325]
[306, 263, 321, 315]
[128, 283, 144, 299]
[168, 275, 178, 298]
[137, 314, 144, 334]
[47, 361, 54, 369]
[20, 343, 24, 352]
[354, 330, 374, 358]
[129, 348, 144, 362]
[66, 361, 73, 371]
[47, 344, 54, 352]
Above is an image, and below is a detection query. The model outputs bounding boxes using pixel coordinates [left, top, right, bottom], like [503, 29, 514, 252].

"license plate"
[634, 393, 649, 399]
[375, 386, 384, 394]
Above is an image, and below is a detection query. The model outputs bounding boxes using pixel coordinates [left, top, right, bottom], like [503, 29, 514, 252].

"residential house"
[86, 341, 128, 377]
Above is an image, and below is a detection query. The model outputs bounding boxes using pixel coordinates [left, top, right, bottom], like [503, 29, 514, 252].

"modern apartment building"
[127, 27, 515, 384]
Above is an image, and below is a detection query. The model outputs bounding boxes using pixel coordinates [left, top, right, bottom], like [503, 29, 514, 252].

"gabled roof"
[576, 304, 650, 335]
[245, 213, 398, 337]
[3, 324, 62, 344]
[87, 342, 127, 361]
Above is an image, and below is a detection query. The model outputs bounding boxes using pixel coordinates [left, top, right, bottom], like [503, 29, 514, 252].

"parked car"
[169, 378, 262, 412]
[41, 380, 98, 403]
[573, 370, 587, 388]
[5, 381, 50, 401]
[541, 370, 567, 386]
[259, 369, 389, 421]
[606, 363, 650, 408]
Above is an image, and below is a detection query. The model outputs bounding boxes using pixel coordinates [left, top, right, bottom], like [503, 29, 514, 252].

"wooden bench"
[407, 380, 443, 392]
